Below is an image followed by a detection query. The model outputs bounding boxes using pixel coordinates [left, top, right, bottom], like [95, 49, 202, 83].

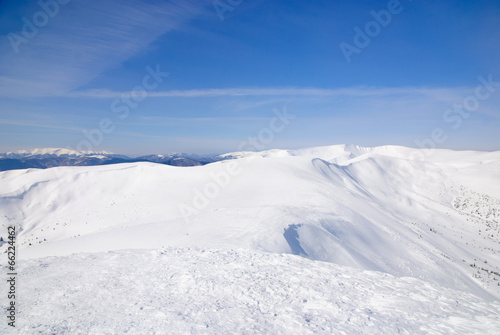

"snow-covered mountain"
[0, 147, 117, 158]
[1, 144, 499, 333]
[0, 148, 218, 171]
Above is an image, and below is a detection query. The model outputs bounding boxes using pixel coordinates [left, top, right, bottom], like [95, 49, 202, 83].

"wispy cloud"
[0, 0, 206, 97]
[0, 118, 82, 132]
[68, 86, 472, 99]
[140, 116, 269, 123]
[66, 85, 500, 121]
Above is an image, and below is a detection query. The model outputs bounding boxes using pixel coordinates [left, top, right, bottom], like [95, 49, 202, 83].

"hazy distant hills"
[0, 148, 221, 171]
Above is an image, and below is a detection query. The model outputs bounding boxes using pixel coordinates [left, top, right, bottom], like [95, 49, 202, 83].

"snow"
[1, 144, 499, 333]
[2, 248, 499, 334]
[1, 148, 115, 158]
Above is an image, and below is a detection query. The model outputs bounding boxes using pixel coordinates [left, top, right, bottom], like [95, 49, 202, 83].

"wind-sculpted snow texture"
[1, 144, 499, 333]
[2, 248, 500, 334]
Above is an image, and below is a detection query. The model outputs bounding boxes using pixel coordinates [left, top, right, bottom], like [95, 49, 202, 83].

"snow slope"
[2, 248, 499, 334]
[0, 144, 499, 332]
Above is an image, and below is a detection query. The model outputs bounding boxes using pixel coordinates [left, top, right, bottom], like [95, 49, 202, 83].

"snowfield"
[3, 248, 500, 334]
[1, 144, 500, 333]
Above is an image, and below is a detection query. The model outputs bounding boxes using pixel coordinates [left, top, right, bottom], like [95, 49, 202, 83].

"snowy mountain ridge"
[0, 147, 115, 158]
[0, 147, 218, 159]
[0, 148, 219, 171]
[1, 144, 499, 333]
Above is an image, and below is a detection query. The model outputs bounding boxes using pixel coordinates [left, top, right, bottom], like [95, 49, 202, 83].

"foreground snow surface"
[3, 248, 500, 335]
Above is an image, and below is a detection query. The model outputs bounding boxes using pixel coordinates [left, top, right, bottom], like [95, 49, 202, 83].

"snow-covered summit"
[221, 143, 500, 164]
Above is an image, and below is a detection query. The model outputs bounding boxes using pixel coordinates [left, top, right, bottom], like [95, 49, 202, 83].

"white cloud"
[0, 0, 205, 97]
[68, 86, 471, 99]
[65, 84, 500, 121]
[0, 118, 82, 131]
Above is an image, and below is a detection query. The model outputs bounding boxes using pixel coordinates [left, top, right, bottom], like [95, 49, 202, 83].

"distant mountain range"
[0, 148, 222, 171]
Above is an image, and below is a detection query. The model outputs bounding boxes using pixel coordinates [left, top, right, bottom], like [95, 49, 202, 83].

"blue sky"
[0, 0, 499, 155]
